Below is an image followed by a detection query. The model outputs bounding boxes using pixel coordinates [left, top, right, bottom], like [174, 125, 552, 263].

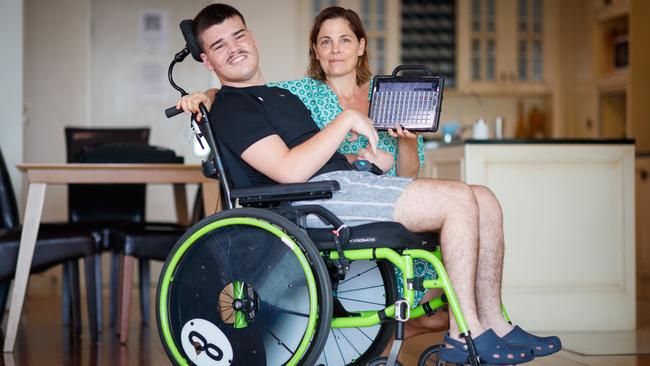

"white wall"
[89, 0, 306, 221]
[0, 0, 24, 211]
[23, 0, 92, 222]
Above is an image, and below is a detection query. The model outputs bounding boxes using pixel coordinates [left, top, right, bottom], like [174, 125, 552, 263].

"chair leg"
[109, 251, 120, 328]
[62, 264, 71, 327]
[138, 259, 150, 326]
[66, 260, 82, 338]
[119, 255, 135, 344]
[83, 255, 99, 343]
[94, 253, 103, 331]
[0, 282, 9, 325]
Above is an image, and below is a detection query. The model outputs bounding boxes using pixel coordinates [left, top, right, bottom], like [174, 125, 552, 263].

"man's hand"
[175, 88, 218, 121]
[341, 110, 379, 155]
[357, 148, 394, 173]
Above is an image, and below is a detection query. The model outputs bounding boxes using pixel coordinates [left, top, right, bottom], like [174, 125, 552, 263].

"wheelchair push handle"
[165, 105, 184, 118]
[391, 64, 433, 76]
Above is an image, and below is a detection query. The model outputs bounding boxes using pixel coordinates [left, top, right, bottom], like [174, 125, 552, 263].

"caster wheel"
[366, 356, 404, 366]
[418, 344, 447, 366]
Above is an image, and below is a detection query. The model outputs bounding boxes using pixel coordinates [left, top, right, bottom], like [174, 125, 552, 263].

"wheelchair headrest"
[180, 19, 203, 62]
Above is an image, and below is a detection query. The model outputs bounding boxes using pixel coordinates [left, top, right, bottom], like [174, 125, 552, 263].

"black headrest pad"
[180, 19, 203, 62]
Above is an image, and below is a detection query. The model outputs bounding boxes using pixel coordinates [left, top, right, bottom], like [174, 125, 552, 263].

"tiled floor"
[2, 294, 650, 365]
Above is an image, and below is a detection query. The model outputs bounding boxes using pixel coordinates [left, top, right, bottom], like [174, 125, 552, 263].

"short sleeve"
[211, 92, 275, 157]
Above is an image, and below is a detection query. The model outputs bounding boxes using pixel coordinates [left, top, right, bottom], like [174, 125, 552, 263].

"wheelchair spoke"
[336, 296, 386, 307]
[223, 310, 235, 323]
[267, 329, 295, 355]
[333, 328, 347, 363]
[275, 308, 310, 318]
[339, 266, 377, 286]
[336, 284, 385, 294]
[337, 329, 362, 356]
[356, 326, 375, 342]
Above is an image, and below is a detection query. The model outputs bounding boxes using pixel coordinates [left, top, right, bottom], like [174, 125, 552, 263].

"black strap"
[422, 301, 437, 317]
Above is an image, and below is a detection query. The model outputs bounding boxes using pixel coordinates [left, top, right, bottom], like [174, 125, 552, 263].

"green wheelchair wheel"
[316, 259, 398, 366]
[156, 208, 333, 366]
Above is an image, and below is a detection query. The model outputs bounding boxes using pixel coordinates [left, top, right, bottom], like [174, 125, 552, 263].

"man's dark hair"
[193, 3, 246, 47]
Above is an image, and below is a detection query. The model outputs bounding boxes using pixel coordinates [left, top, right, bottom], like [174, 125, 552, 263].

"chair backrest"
[0, 148, 19, 229]
[65, 127, 150, 163]
[64, 127, 157, 223]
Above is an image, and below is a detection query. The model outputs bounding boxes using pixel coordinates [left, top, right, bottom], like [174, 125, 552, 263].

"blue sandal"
[502, 326, 562, 357]
[440, 329, 534, 365]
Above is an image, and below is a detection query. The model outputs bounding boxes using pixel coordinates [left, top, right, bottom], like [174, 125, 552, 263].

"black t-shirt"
[210, 85, 352, 187]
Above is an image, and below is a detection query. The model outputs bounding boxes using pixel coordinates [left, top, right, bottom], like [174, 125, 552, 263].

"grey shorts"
[293, 170, 413, 228]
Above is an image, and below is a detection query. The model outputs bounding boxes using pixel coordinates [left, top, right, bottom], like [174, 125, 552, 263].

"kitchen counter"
[421, 141, 635, 332]
[426, 138, 634, 149]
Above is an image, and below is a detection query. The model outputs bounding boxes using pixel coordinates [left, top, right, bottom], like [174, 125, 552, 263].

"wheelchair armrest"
[231, 180, 340, 206]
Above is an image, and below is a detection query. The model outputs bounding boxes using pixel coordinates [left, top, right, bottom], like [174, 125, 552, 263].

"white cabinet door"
[424, 144, 636, 331]
[457, 0, 554, 95]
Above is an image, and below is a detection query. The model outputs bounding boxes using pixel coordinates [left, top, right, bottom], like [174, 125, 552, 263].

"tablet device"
[368, 66, 444, 132]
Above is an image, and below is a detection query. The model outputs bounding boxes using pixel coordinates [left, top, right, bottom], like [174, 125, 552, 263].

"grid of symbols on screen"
[369, 80, 440, 131]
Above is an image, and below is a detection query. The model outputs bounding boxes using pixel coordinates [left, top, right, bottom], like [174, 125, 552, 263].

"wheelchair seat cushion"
[294, 170, 413, 228]
[307, 221, 438, 251]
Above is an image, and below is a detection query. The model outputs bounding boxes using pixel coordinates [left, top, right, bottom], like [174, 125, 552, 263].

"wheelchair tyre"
[156, 208, 333, 366]
[366, 356, 404, 366]
[419, 345, 447, 366]
[316, 260, 398, 365]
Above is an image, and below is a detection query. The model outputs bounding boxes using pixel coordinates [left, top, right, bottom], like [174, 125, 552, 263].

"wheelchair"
[157, 20, 489, 366]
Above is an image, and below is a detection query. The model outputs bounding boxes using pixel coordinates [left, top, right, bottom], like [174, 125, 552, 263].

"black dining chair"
[116, 187, 207, 343]
[65, 127, 152, 331]
[0, 147, 99, 342]
[64, 127, 187, 333]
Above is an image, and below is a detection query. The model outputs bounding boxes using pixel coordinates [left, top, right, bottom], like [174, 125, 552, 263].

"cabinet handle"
[500, 72, 506, 81]
[641, 169, 648, 182]
[586, 118, 593, 129]
[509, 72, 516, 81]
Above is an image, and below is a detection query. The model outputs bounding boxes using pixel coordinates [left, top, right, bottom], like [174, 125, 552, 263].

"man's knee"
[470, 184, 503, 217]
[445, 180, 479, 213]
[416, 179, 479, 217]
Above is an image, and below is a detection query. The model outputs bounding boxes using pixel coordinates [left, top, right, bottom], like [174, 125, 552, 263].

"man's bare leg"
[394, 179, 484, 340]
[471, 185, 514, 337]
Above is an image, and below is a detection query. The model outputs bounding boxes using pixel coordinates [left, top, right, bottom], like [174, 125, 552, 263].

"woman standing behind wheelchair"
[177, 6, 448, 339]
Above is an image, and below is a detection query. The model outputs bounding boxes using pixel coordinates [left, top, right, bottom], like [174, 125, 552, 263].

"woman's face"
[313, 17, 366, 79]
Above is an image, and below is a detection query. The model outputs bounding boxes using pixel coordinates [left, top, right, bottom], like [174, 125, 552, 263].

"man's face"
[198, 16, 261, 86]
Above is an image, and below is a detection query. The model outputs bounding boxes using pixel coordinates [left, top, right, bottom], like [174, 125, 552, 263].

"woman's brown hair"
[307, 6, 372, 86]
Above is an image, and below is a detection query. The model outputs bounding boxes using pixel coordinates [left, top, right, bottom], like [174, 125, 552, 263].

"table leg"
[172, 184, 189, 226]
[2, 353, 15, 366]
[201, 182, 220, 216]
[3, 183, 46, 352]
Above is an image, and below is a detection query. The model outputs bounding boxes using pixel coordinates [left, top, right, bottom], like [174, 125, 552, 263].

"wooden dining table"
[3, 163, 220, 352]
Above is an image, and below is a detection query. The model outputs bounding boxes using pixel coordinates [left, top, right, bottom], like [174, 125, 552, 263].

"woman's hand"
[175, 88, 218, 121]
[357, 148, 394, 174]
[387, 124, 418, 140]
[388, 124, 420, 177]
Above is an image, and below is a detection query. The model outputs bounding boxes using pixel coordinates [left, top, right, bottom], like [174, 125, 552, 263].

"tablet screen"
[369, 75, 444, 132]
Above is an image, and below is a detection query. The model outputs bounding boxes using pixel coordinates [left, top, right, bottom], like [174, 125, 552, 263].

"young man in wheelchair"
[189, 3, 560, 364]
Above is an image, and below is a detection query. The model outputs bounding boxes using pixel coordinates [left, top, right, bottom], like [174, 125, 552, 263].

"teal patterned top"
[268, 77, 425, 177]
